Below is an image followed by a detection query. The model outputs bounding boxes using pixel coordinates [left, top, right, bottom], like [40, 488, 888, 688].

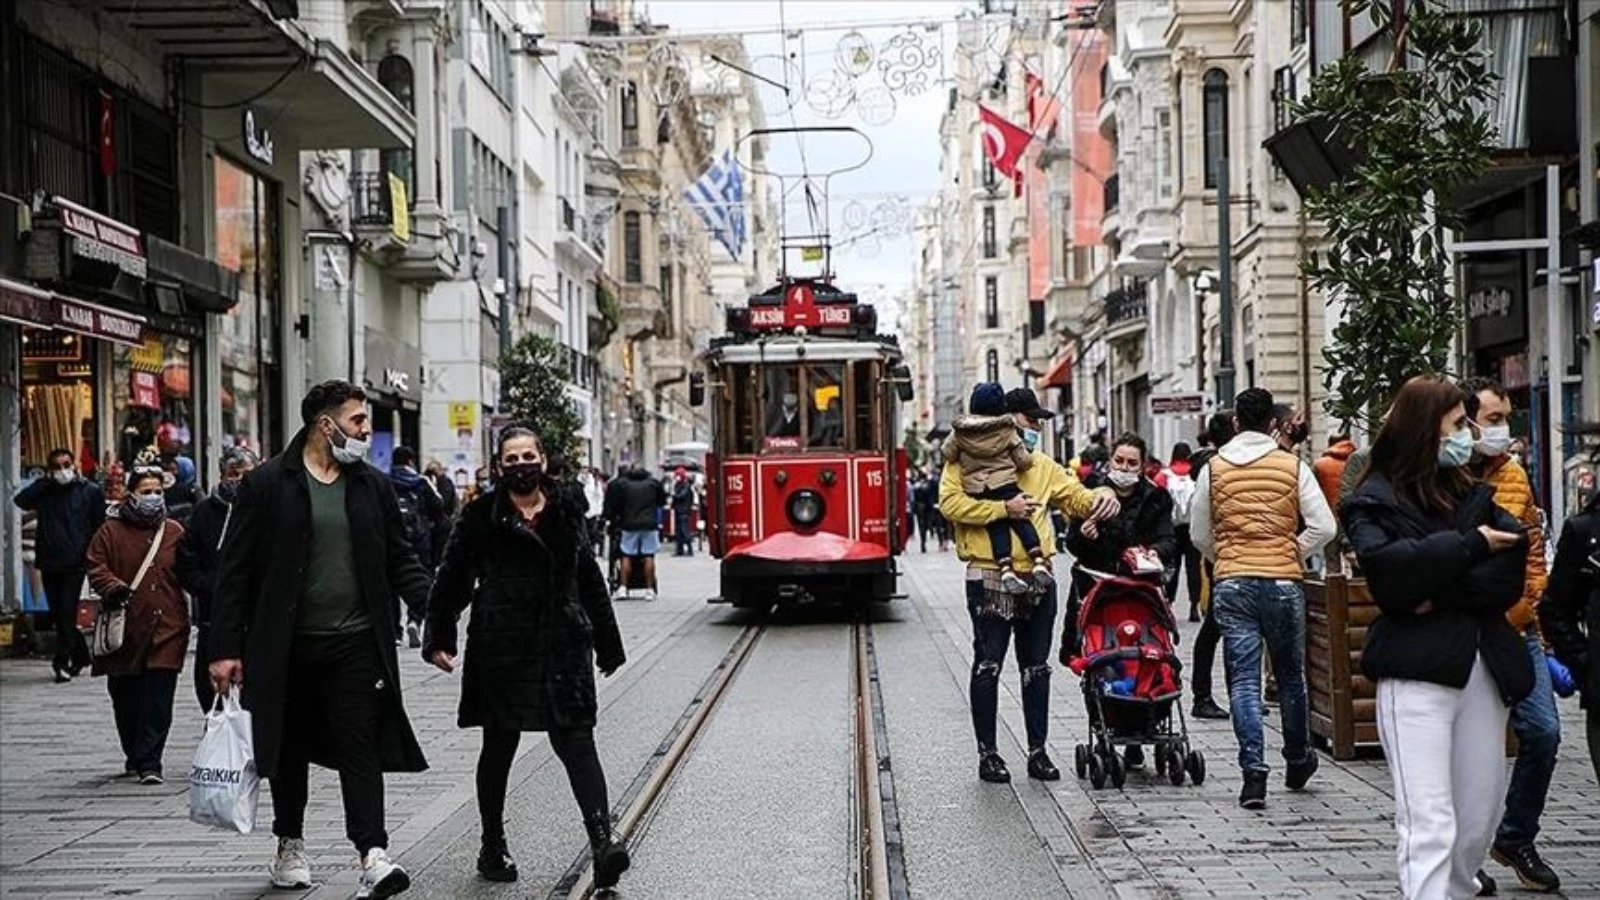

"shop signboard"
[362, 326, 423, 407]
[1462, 255, 1526, 350]
[448, 401, 477, 432]
[0, 277, 52, 327]
[1150, 393, 1206, 416]
[54, 296, 145, 347]
[131, 371, 161, 409]
[53, 197, 147, 281]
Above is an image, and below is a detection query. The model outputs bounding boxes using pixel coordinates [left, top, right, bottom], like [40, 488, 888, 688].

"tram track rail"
[552, 613, 904, 900]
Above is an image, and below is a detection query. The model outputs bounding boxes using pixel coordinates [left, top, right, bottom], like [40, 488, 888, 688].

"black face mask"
[501, 462, 544, 495]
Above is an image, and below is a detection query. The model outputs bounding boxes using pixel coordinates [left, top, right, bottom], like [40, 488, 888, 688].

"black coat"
[1342, 473, 1532, 704]
[604, 470, 665, 532]
[422, 488, 624, 732]
[14, 476, 105, 572]
[1538, 494, 1600, 708]
[175, 493, 232, 623]
[1066, 479, 1177, 574]
[209, 429, 432, 778]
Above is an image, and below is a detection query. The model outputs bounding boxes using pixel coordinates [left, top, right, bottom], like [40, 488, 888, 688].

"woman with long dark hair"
[1342, 376, 1532, 900]
[423, 426, 629, 888]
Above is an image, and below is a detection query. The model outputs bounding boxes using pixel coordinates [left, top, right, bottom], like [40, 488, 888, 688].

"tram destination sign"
[731, 281, 876, 336]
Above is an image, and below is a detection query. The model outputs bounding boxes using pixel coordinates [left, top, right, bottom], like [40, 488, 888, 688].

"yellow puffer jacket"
[938, 454, 1106, 572]
[1479, 456, 1547, 632]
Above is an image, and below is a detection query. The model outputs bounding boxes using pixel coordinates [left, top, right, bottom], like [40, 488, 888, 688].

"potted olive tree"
[1277, 0, 1497, 757]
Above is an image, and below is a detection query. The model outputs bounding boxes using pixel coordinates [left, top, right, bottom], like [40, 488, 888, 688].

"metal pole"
[497, 204, 513, 407]
[1544, 163, 1565, 531]
[1215, 154, 1235, 404]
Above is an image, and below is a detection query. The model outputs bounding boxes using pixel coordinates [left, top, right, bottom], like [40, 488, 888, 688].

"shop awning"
[0, 278, 53, 328]
[1036, 354, 1073, 390]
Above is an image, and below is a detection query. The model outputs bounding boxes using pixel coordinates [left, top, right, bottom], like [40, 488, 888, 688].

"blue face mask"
[1438, 428, 1474, 469]
[1020, 428, 1041, 452]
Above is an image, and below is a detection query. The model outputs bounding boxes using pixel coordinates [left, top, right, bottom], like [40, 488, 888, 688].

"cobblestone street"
[2, 551, 1598, 899]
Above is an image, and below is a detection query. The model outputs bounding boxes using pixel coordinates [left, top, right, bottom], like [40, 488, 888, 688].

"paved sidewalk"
[902, 547, 1600, 899]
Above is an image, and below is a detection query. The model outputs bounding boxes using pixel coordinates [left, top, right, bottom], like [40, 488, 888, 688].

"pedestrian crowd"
[11, 370, 1600, 900]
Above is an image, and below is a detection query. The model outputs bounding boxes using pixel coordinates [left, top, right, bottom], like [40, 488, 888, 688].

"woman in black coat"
[1538, 423, 1600, 783]
[423, 426, 628, 888]
[1341, 375, 1531, 900]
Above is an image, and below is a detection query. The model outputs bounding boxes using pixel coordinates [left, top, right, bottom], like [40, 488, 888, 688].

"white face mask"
[324, 417, 370, 465]
[1474, 423, 1512, 458]
[51, 468, 75, 485]
[1108, 469, 1141, 490]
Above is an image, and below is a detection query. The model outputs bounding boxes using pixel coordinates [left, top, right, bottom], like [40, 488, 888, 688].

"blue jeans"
[1496, 633, 1560, 847]
[673, 510, 693, 556]
[1212, 577, 1311, 774]
[967, 578, 1057, 756]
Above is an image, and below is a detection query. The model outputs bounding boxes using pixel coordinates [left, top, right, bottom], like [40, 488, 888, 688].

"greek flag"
[683, 148, 745, 262]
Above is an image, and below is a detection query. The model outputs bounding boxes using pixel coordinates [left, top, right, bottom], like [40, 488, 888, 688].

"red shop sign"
[131, 371, 161, 410]
[54, 296, 146, 347]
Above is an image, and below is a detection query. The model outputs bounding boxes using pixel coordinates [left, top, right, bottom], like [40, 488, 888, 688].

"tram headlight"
[787, 490, 825, 528]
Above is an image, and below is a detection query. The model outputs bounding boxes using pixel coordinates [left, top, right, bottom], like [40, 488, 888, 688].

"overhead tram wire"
[540, 12, 966, 47]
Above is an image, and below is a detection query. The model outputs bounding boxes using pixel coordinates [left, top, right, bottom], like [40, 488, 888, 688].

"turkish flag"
[99, 91, 115, 177]
[979, 104, 1031, 198]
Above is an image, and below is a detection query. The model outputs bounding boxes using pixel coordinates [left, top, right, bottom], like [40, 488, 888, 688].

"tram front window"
[746, 363, 847, 452]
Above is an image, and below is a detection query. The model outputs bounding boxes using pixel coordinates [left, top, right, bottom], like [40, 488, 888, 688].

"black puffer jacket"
[604, 468, 665, 532]
[1538, 494, 1600, 709]
[423, 486, 625, 732]
[1065, 478, 1177, 575]
[1342, 473, 1532, 704]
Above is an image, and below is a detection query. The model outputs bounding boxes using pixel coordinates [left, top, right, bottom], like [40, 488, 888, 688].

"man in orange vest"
[1191, 388, 1337, 811]
[1461, 376, 1560, 893]
[1314, 433, 1357, 513]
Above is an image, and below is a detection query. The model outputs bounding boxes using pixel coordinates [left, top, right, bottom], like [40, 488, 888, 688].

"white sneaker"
[643, 589, 657, 601]
[356, 847, 410, 899]
[268, 837, 312, 889]
[406, 622, 421, 649]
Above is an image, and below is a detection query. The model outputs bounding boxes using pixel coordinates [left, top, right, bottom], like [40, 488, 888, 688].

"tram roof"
[704, 335, 903, 365]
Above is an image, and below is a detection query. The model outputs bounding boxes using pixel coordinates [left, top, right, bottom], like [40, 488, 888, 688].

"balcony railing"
[351, 171, 391, 227]
[1105, 279, 1147, 328]
[1102, 173, 1120, 212]
[561, 342, 603, 391]
[560, 197, 577, 232]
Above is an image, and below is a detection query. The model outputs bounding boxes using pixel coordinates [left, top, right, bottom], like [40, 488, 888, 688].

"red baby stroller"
[1068, 555, 1205, 789]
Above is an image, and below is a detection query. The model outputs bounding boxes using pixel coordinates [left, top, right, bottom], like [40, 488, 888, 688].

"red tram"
[690, 277, 913, 609]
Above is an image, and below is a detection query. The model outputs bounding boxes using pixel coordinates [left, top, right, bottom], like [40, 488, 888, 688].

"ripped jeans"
[967, 575, 1058, 756]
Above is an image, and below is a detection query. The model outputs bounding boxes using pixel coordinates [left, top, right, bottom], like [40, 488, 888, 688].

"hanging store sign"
[1150, 393, 1207, 416]
[0, 277, 52, 328]
[243, 109, 275, 166]
[1462, 255, 1526, 349]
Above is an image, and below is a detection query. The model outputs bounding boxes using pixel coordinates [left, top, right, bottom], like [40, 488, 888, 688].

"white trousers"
[1377, 655, 1510, 900]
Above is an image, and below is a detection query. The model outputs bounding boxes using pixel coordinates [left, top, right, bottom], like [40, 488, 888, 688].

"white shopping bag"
[188, 688, 260, 834]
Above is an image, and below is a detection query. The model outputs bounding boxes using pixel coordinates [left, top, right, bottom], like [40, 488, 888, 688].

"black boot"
[585, 812, 630, 890]
[476, 834, 518, 882]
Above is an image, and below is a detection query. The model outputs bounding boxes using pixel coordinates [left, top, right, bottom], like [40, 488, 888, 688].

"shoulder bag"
[91, 522, 167, 658]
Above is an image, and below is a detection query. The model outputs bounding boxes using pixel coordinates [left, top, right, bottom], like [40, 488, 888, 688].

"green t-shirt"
[297, 472, 372, 635]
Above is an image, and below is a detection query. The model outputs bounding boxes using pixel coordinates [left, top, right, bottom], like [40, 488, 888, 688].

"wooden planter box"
[1305, 572, 1380, 759]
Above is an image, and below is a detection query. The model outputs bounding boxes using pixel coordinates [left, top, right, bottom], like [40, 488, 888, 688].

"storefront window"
[215, 155, 281, 456]
[19, 329, 97, 472]
[111, 333, 196, 467]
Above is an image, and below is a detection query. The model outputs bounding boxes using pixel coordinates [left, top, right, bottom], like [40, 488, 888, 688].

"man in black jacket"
[1539, 425, 1600, 785]
[670, 467, 696, 557]
[209, 380, 430, 899]
[13, 448, 104, 682]
[175, 446, 257, 712]
[603, 465, 665, 599]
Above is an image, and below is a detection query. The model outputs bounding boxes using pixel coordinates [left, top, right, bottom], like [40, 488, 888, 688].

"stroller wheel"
[1074, 744, 1089, 779]
[1088, 754, 1107, 789]
[1167, 749, 1186, 787]
[1107, 751, 1126, 790]
[1186, 751, 1206, 786]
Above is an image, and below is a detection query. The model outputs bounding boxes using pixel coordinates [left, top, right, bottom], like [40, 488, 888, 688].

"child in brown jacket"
[943, 382, 1054, 593]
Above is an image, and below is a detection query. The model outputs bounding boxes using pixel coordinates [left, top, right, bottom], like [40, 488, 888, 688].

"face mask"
[1020, 428, 1040, 452]
[323, 417, 370, 465]
[1474, 424, 1512, 458]
[51, 468, 74, 485]
[216, 479, 241, 504]
[501, 462, 544, 495]
[1108, 469, 1141, 490]
[1438, 428, 1474, 469]
[125, 492, 166, 523]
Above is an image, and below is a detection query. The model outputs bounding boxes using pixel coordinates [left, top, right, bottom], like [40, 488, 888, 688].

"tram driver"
[767, 388, 803, 438]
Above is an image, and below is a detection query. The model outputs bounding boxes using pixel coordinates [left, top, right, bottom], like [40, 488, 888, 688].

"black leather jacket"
[1539, 494, 1600, 709]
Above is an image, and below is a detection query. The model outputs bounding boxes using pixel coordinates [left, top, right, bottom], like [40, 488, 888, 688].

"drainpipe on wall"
[1297, 206, 1313, 432]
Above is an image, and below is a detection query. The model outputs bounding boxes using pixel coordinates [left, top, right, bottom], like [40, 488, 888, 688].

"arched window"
[985, 348, 1000, 384]
[1202, 69, 1229, 190]
[378, 54, 417, 202]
